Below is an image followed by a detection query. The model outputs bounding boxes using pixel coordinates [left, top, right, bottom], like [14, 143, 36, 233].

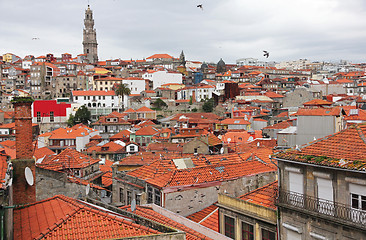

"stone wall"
[164, 171, 276, 216]
[36, 167, 100, 201]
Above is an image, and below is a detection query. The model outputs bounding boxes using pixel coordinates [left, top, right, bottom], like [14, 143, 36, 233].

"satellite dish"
[220, 147, 224, 154]
[227, 138, 231, 143]
[131, 198, 136, 212]
[25, 167, 34, 186]
[86, 184, 90, 195]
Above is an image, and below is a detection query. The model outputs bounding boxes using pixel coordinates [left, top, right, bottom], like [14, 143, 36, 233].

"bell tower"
[82, 5, 98, 63]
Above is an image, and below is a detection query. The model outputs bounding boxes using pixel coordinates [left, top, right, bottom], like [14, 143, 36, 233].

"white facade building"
[71, 90, 127, 120]
[123, 77, 147, 95]
[177, 85, 216, 102]
[143, 70, 182, 89]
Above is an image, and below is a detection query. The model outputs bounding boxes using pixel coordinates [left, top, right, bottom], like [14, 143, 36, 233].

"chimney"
[12, 97, 36, 205]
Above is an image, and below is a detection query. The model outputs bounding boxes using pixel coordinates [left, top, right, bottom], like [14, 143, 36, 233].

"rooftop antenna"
[25, 167, 34, 186]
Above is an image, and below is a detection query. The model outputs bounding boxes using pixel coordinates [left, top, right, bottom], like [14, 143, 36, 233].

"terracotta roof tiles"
[239, 181, 278, 209]
[275, 124, 366, 171]
[14, 195, 159, 240]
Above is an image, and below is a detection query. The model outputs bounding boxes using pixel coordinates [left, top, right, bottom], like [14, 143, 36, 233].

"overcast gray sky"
[1, 0, 366, 64]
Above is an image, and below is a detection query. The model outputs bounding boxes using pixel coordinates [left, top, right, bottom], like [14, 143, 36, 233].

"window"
[224, 216, 235, 239]
[147, 186, 153, 203]
[75, 96, 78, 100]
[136, 194, 141, 205]
[154, 189, 161, 206]
[242, 222, 254, 240]
[351, 194, 366, 210]
[119, 188, 124, 203]
[50, 111, 54, 122]
[37, 112, 41, 122]
[194, 148, 198, 154]
[262, 229, 275, 240]
[127, 190, 132, 205]
[129, 145, 135, 152]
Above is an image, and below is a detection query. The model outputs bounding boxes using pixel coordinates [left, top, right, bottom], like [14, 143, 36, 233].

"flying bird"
[263, 50, 269, 58]
[197, 4, 203, 10]
[32, 37, 40, 40]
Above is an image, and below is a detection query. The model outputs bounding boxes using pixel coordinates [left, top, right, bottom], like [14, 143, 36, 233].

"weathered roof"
[275, 124, 366, 171]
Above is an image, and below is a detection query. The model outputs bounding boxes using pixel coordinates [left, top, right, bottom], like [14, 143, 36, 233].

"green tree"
[68, 105, 91, 126]
[153, 98, 168, 110]
[114, 83, 131, 110]
[202, 98, 215, 112]
[67, 114, 75, 127]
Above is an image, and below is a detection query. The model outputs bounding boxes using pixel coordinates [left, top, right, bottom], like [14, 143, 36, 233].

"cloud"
[0, 0, 365, 63]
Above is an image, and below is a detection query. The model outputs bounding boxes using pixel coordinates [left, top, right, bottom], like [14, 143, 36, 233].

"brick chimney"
[12, 97, 36, 205]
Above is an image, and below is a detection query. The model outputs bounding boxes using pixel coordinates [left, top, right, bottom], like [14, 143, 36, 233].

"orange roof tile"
[144, 160, 274, 188]
[187, 204, 219, 232]
[135, 126, 158, 136]
[0, 140, 15, 149]
[220, 118, 251, 125]
[146, 54, 173, 59]
[303, 99, 333, 106]
[295, 107, 343, 116]
[137, 106, 155, 112]
[72, 90, 116, 96]
[123, 205, 213, 240]
[275, 124, 366, 171]
[14, 195, 160, 240]
[263, 119, 295, 130]
[37, 148, 99, 171]
[239, 181, 278, 209]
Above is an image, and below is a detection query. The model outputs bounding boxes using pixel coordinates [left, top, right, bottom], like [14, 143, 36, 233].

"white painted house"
[177, 84, 216, 102]
[123, 77, 148, 95]
[142, 70, 182, 89]
[71, 90, 126, 120]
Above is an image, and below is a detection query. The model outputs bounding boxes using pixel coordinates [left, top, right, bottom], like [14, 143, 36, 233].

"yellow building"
[218, 181, 278, 240]
[160, 83, 185, 90]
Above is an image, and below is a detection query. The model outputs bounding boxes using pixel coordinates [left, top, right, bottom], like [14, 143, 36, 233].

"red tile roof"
[187, 204, 219, 232]
[146, 54, 173, 59]
[0, 153, 8, 188]
[239, 181, 278, 209]
[123, 205, 213, 240]
[295, 107, 343, 116]
[303, 99, 333, 106]
[275, 124, 366, 171]
[37, 148, 99, 171]
[145, 160, 274, 188]
[14, 195, 160, 240]
[263, 119, 295, 130]
[72, 90, 116, 96]
[135, 126, 158, 136]
[137, 106, 155, 112]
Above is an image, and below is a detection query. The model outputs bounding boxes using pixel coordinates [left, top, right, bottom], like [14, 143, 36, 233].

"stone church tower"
[83, 5, 98, 63]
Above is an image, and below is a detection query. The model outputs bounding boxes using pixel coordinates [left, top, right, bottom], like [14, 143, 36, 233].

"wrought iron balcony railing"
[278, 190, 366, 230]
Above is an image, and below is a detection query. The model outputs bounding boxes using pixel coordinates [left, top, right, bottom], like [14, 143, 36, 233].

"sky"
[1, 0, 366, 64]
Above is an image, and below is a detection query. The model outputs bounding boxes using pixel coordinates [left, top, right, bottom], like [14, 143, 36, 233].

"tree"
[202, 98, 215, 112]
[114, 83, 131, 110]
[68, 105, 91, 126]
[152, 98, 168, 110]
[67, 114, 75, 127]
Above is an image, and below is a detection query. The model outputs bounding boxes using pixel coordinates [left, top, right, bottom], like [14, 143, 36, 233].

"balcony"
[277, 190, 366, 230]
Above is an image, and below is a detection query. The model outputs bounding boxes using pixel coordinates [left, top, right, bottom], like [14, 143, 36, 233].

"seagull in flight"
[263, 50, 269, 58]
[32, 37, 40, 40]
[197, 4, 203, 10]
